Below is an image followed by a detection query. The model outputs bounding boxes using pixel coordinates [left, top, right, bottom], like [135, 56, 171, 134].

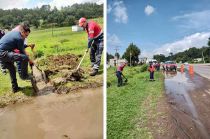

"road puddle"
[164, 71, 210, 139]
[0, 88, 103, 139]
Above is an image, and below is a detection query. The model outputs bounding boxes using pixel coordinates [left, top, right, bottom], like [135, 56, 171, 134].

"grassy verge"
[107, 66, 164, 139]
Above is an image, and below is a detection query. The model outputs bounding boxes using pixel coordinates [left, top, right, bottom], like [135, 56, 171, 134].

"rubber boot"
[90, 69, 98, 76]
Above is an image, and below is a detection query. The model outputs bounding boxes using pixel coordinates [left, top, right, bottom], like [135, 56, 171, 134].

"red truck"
[163, 61, 177, 71]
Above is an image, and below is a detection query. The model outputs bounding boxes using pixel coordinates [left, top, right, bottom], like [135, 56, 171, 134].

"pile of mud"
[37, 54, 79, 72]
[32, 54, 102, 95]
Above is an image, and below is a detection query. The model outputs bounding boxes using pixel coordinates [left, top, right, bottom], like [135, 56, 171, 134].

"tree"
[122, 43, 141, 66]
[107, 53, 114, 62]
[115, 52, 120, 59]
[65, 15, 76, 26]
[0, 3, 103, 29]
[153, 54, 166, 62]
[208, 37, 210, 47]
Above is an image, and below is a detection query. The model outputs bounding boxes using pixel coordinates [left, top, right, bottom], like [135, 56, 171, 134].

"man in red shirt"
[148, 62, 155, 81]
[116, 62, 126, 87]
[79, 17, 103, 76]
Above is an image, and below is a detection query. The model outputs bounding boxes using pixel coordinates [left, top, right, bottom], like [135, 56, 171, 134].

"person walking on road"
[78, 17, 103, 76]
[0, 24, 32, 93]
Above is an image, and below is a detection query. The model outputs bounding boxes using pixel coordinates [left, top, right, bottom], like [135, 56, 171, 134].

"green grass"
[107, 66, 164, 139]
[0, 18, 103, 106]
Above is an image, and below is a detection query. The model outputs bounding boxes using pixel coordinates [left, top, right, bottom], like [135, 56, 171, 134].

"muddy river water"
[164, 71, 210, 139]
[0, 88, 103, 139]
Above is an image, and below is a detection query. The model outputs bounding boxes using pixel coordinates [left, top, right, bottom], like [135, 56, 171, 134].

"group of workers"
[0, 17, 103, 93]
[115, 61, 157, 87]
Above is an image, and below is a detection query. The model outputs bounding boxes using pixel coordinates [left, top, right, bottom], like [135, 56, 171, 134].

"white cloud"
[36, 2, 48, 8]
[154, 32, 210, 55]
[172, 10, 210, 31]
[50, 0, 103, 9]
[141, 50, 153, 58]
[107, 33, 122, 48]
[109, 1, 128, 24]
[144, 5, 155, 16]
[107, 4, 112, 14]
[0, 0, 30, 9]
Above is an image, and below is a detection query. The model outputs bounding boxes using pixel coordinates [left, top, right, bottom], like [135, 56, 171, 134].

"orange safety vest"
[148, 65, 155, 72]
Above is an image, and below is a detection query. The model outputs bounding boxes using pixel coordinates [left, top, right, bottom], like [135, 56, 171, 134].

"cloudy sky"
[0, 0, 103, 10]
[107, 0, 210, 58]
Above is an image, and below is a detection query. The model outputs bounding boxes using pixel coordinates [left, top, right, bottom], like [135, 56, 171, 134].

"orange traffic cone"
[189, 65, 194, 75]
[180, 64, 184, 73]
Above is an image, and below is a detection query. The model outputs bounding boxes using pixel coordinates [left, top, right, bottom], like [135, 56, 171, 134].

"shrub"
[140, 64, 148, 72]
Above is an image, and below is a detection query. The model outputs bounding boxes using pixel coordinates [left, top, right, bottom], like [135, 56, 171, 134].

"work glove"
[85, 48, 89, 53]
[88, 38, 94, 48]
[29, 60, 34, 67]
[30, 44, 35, 50]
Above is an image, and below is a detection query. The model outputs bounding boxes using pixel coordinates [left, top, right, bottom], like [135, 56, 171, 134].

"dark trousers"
[0, 60, 6, 69]
[90, 34, 103, 70]
[16, 44, 28, 74]
[150, 71, 154, 80]
[116, 71, 123, 86]
[0, 50, 29, 90]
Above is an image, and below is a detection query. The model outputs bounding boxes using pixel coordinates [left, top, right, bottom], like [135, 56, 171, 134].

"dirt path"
[0, 88, 103, 139]
[164, 71, 210, 139]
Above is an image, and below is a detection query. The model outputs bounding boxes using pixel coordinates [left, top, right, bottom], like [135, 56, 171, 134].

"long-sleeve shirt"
[117, 64, 126, 72]
[0, 31, 25, 54]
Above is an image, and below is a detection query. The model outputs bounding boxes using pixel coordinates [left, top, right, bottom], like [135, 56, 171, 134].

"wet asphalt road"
[193, 64, 210, 80]
[164, 71, 210, 139]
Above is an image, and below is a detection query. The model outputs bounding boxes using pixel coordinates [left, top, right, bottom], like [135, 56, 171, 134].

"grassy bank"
[107, 66, 164, 139]
[0, 18, 103, 107]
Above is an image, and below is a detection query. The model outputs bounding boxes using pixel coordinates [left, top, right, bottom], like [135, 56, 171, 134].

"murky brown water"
[164, 71, 210, 139]
[0, 88, 103, 139]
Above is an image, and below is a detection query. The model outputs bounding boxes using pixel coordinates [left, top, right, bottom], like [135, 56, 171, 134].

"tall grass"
[107, 66, 164, 139]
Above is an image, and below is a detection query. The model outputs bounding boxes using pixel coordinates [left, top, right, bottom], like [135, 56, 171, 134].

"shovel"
[70, 48, 89, 80]
[76, 48, 89, 71]
[122, 73, 128, 83]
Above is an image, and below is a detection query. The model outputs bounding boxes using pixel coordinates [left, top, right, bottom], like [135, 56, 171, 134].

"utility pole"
[202, 51, 205, 63]
[114, 46, 119, 65]
[52, 23, 54, 36]
[130, 52, 132, 66]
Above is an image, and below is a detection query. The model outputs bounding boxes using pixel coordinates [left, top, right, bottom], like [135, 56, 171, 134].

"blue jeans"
[116, 71, 123, 86]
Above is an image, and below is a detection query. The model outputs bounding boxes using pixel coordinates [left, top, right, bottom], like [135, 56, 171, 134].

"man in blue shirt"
[0, 25, 32, 93]
[0, 29, 6, 74]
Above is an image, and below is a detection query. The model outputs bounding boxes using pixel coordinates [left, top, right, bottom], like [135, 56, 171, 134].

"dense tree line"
[0, 3, 103, 29]
[153, 38, 210, 63]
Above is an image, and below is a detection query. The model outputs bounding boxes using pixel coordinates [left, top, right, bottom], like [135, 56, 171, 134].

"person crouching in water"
[116, 62, 126, 87]
[148, 62, 155, 81]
